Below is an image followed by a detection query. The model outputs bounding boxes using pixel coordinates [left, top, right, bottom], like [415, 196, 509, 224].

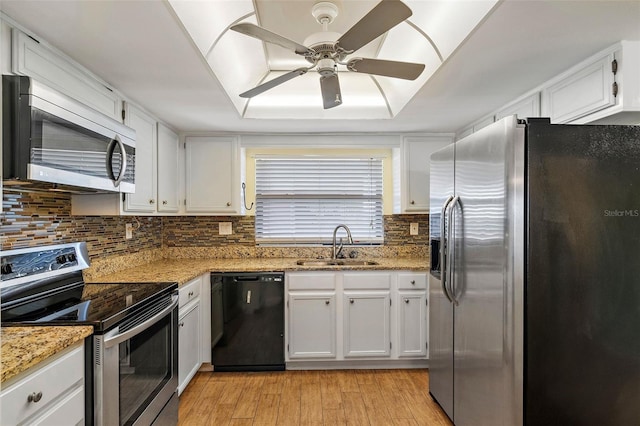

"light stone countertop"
[85, 257, 429, 286]
[1, 326, 93, 384]
[1, 257, 427, 385]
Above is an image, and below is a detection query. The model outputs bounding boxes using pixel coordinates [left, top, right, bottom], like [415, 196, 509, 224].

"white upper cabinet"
[124, 103, 157, 212]
[495, 92, 541, 121]
[157, 123, 180, 213]
[185, 136, 240, 214]
[12, 29, 121, 120]
[542, 51, 616, 123]
[401, 136, 454, 213]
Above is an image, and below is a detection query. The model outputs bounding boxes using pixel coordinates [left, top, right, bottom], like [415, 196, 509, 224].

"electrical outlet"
[219, 222, 232, 235]
[410, 223, 419, 235]
[125, 223, 133, 239]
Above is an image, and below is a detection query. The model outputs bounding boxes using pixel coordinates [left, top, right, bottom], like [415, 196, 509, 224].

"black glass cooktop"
[1, 271, 177, 333]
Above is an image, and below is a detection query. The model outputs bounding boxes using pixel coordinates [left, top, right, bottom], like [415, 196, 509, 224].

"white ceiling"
[1, 0, 639, 134]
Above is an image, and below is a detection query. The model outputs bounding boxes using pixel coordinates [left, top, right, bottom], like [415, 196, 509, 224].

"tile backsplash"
[2, 190, 429, 266]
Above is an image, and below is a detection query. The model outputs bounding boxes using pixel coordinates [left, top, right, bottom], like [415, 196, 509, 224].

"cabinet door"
[125, 104, 157, 212]
[288, 292, 336, 358]
[542, 52, 616, 123]
[178, 302, 201, 395]
[495, 92, 541, 121]
[157, 123, 180, 212]
[343, 291, 390, 357]
[402, 137, 453, 213]
[12, 29, 121, 120]
[185, 136, 238, 214]
[398, 291, 428, 357]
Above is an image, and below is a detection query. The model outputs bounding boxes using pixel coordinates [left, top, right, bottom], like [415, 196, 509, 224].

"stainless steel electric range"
[1, 242, 179, 426]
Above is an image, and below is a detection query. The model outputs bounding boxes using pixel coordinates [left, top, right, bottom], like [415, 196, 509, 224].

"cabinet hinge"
[390, 299, 392, 306]
[390, 342, 392, 350]
[28, 35, 40, 44]
[121, 104, 126, 122]
[104, 85, 113, 93]
[184, 142, 187, 150]
[121, 193, 126, 203]
[184, 199, 186, 206]
[287, 344, 289, 353]
[613, 81, 619, 98]
[286, 300, 289, 308]
[612, 59, 618, 75]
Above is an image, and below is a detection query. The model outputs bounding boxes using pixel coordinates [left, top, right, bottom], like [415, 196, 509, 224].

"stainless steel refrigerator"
[428, 116, 640, 425]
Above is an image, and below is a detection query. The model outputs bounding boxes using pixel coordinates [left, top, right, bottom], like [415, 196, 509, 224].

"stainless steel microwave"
[2, 75, 136, 193]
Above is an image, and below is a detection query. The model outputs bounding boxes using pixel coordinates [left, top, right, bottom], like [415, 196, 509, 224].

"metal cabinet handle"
[27, 392, 43, 403]
[411, 200, 415, 205]
[410, 280, 416, 285]
[188, 291, 194, 297]
[162, 200, 168, 205]
[404, 298, 410, 304]
[325, 300, 330, 305]
[350, 299, 354, 304]
[149, 199, 155, 204]
[226, 202, 231, 207]
[179, 322, 185, 327]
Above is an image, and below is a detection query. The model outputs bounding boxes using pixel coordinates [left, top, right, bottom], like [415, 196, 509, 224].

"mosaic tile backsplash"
[2, 190, 429, 265]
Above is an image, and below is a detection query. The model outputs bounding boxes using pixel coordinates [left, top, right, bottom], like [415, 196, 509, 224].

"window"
[255, 156, 384, 244]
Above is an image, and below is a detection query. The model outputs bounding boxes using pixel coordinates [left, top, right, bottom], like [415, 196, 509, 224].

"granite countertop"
[86, 257, 429, 286]
[1, 326, 93, 384]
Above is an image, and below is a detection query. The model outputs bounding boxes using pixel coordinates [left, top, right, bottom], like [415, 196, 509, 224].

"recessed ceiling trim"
[406, 19, 443, 63]
[205, 11, 257, 59]
[369, 75, 393, 118]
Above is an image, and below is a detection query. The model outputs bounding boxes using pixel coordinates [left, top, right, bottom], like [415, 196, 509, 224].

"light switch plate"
[219, 222, 232, 235]
[125, 223, 133, 239]
[410, 223, 419, 235]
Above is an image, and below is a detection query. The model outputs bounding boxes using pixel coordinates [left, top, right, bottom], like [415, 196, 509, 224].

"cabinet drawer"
[32, 386, 84, 426]
[287, 273, 336, 290]
[179, 277, 201, 307]
[1, 343, 84, 426]
[343, 273, 391, 290]
[398, 273, 427, 290]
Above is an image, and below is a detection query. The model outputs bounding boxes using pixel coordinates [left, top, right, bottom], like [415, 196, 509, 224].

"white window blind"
[255, 156, 384, 244]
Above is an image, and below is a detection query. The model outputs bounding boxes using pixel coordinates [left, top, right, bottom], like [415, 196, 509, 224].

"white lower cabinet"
[285, 270, 428, 367]
[1, 342, 85, 426]
[177, 275, 205, 395]
[398, 291, 428, 357]
[343, 291, 391, 357]
[178, 302, 200, 395]
[288, 292, 337, 358]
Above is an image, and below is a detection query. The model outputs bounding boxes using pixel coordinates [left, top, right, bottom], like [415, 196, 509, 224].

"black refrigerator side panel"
[525, 122, 640, 426]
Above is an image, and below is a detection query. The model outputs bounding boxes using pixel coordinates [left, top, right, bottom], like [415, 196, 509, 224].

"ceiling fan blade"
[230, 23, 313, 56]
[347, 58, 425, 80]
[240, 68, 308, 98]
[320, 74, 342, 109]
[336, 0, 412, 53]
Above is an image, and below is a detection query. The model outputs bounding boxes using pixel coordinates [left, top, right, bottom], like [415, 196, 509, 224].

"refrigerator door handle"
[440, 196, 455, 303]
[447, 196, 461, 306]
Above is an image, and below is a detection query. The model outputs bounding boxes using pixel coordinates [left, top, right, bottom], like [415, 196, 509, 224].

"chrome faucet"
[332, 224, 353, 260]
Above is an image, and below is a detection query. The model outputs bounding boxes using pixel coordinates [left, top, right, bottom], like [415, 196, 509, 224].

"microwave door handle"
[103, 295, 178, 349]
[105, 135, 127, 187]
[440, 196, 454, 303]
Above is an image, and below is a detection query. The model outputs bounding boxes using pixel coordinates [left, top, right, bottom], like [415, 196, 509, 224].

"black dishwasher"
[211, 272, 285, 371]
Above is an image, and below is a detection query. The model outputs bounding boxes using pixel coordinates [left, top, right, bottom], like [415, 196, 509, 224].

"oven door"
[94, 293, 178, 426]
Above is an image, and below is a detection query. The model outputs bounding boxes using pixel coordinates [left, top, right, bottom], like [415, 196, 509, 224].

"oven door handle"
[104, 295, 178, 348]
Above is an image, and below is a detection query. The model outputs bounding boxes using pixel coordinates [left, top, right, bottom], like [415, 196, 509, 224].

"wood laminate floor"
[178, 369, 452, 425]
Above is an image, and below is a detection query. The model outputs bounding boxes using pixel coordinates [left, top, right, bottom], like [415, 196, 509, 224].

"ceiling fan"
[230, 0, 425, 109]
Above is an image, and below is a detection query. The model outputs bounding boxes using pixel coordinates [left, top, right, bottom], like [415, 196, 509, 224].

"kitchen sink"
[295, 259, 379, 266]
